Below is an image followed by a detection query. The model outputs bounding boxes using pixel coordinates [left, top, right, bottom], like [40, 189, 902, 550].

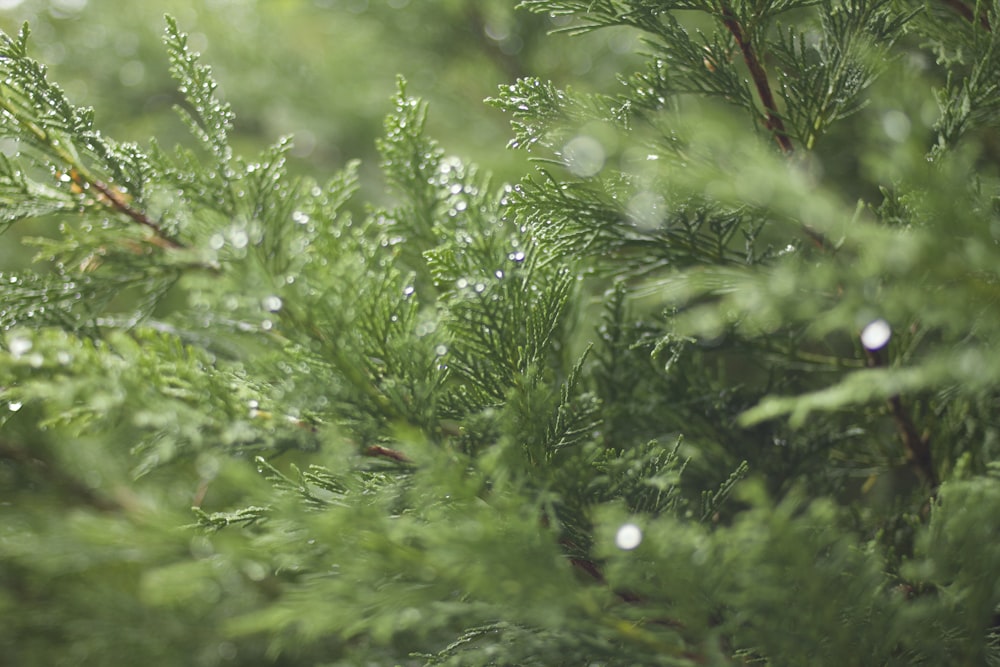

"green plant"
[3, 1, 1000, 664]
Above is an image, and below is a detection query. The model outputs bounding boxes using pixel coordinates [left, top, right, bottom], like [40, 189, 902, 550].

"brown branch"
[939, 0, 991, 31]
[717, 2, 794, 155]
[91, 180, 184, 250]
[560, 539, 709, 662]
[865, 348, 938, 488]
[69, 170, 185, 250]
[887, 394, 937, 487]
[363, 444, 412, 463]
[716, 3, 834, 251]
[0, 91, 185, 250]
[0, 438, 124, 513]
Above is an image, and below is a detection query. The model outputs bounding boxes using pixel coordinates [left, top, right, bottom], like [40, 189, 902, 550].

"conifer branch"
[0, 81, 183, 250]
[716, 2, 794, 154]
[0, 102, 183, 250]
[66, 169, 185, 250]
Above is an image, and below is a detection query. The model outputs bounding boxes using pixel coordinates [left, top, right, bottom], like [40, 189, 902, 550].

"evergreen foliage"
[2, 1, 1000, 665]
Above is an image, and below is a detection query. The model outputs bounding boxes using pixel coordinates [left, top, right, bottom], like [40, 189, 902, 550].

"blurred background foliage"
[0, 0, 639, 189]
[0, 0, 644, 274]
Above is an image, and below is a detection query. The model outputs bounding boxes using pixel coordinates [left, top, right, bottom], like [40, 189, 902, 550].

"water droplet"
[861, 319, 891, 351]
[8, 401, 22, 412]
[403, 285, 415, 297]
[495, 269, 505, 279]
[208, 233, 225, 250]
[456, 278, 468, 289]
[474, 283, 486, 293]
[8, 335, 32, 357]
[261, 295, 283, 312]
[615, 523, 642, 550]
[261, 319, 273, 331]
[231, 229, 249, 249]
[435, 344, 448, 356]
[292, 210, 310, 224]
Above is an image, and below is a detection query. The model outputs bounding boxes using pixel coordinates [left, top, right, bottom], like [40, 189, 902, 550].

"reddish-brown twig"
[717, 2, 794, 154]
[865, 347, 938, 488]
[66, 169, 184, 250]
[363, 444, 412, 463]
[939, 0, 991, 31]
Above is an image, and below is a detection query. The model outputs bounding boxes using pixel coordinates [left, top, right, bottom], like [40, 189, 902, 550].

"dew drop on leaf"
[615, 523, 642, 550]
[261, 295, 283, 312]
[8, 335, 32, 357]
[861, 318, 891, 351]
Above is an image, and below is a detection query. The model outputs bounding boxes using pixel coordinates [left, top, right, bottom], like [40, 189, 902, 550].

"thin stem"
[0, 438, 124, 512]
[939, 0, 991, 31]
[83, 174, 184, 250]
[887, 394, 937, 487]
[716, 2, 794, 154]
[363, 444, 412, 463]
[865, 348, 938, 489]
[0, 88, 184, 250]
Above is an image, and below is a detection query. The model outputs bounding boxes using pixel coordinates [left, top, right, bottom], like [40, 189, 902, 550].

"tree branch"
[0, 92, 185, 250]
[717, 2, 794, 154]
[939, 0, 991, 31]
[65, 169, 185, 250]
[88, 175, 185, 250]
[864, 348, 938, 488]
[0, 438, 125, 512]
[363, 444, 412, 463]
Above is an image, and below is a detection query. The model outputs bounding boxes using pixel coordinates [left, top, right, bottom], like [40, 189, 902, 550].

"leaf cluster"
[3, 2, 1000, 666]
